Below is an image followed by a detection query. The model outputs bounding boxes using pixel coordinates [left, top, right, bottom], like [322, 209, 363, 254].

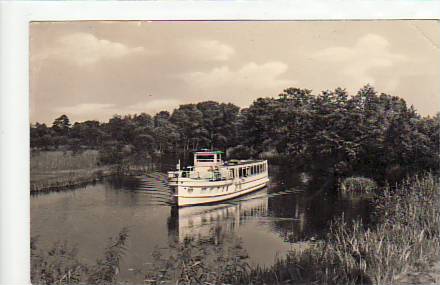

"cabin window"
[196, 154, 215, 162]
[239, 168, 243, 178]
[230, 169, 235, 178]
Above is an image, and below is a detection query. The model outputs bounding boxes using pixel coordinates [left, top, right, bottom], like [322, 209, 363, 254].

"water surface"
[31, 169, 371, 283]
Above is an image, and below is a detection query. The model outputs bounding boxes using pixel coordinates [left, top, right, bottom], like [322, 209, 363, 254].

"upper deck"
[193, 150, 224, 167]
[169, 150, 268, 182]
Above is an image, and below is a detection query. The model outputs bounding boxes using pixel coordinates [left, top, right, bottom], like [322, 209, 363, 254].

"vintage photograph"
[30, 20, 439, 284]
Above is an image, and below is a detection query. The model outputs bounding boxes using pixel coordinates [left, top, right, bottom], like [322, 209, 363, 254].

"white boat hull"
[173, 176, 269, 207]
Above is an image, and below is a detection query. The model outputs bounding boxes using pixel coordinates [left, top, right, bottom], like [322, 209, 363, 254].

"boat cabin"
[169, 149, 268, 182]
[193, 150, 224, 167]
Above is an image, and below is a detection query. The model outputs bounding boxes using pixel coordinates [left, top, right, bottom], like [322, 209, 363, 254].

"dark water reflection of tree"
[267, 166, 373, 243]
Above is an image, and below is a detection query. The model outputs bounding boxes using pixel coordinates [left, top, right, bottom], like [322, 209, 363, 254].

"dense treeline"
[31, 85, 439, 183]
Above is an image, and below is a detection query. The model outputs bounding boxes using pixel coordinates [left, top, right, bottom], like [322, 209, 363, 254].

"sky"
[30, 20, 440, 124]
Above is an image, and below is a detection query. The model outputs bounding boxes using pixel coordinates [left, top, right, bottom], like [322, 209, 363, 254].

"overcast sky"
[30, 20, 439, 124]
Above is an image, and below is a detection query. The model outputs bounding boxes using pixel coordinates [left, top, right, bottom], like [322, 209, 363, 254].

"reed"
[242, 172, 440, 285]
[339, 176, 377, 194]
[31, 228, 129, 285]
[143, 231, 251, 285]
[30, 150, 116, 193]
[31, 150, 100, 172]
[30, 150, 154, 192]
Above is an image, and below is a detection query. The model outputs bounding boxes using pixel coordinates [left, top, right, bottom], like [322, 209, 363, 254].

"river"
[31, 168, 372, 283]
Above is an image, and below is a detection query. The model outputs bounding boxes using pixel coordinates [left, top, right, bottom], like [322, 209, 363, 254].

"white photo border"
[1, 1, 439, 284]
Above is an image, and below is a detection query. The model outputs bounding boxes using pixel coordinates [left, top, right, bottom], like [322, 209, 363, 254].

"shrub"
[340, 176, 377, 194]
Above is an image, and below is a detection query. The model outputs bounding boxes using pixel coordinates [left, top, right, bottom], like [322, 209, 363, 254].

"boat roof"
[194, 150, 224, 155]
[226, 159, 265, 166]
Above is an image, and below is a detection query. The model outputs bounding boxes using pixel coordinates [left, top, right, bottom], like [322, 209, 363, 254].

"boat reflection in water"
[168, 188, 268, 242]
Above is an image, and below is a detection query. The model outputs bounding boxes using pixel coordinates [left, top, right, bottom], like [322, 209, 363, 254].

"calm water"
[31, 168, 372, 283]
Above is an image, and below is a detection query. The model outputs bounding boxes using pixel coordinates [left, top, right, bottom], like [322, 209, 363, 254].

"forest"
[30, 85, 439, 184]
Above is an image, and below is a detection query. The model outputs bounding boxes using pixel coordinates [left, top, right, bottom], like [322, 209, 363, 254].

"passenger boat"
[168, 150, 269, 207]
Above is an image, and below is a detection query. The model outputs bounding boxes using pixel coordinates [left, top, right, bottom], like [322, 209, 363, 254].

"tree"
[52, 114, 71, 136]
[170, 104, 208, 151]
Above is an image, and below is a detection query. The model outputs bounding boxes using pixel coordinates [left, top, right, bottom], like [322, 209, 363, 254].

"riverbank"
[30, 150, 152, 193]
[241, 172, 440, 285]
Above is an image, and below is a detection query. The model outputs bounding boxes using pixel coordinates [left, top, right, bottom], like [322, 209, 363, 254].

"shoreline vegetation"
[30, 150, 154, 193]
[31, 173, 440, 284]
[31, 86, 439, 188]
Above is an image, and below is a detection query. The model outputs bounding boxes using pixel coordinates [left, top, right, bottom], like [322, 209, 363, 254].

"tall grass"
[143, 227, 251, 285]
[31, 150, 100, 172]
[31, 228, 129, 285]
[340, 176, 377, 194]
[242, 172, 440, 285]
[30, 150, 114, 192]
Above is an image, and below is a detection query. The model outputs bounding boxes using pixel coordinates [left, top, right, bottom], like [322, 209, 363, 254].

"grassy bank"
[242, 173, 440, 284]
[30, 150, 113, 193]
[30, 150, 155, 193]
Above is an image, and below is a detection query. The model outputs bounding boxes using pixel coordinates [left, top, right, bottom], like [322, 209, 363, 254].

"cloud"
[313, 33, 408, 87]
[181, 61, 295, 90]
[183, 39, 235, 61]
[34, 32, 146, 66]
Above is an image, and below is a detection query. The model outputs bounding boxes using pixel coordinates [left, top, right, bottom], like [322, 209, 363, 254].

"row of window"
[195, 154, 221, 163]
[233, 163, 267, 178]
[188, 185, 229, 193]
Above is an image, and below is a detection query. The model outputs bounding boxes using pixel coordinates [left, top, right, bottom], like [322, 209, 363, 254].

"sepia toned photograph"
[29, 20, 439, 284]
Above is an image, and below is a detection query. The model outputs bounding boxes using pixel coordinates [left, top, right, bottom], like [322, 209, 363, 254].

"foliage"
[87, 227, 129, 284]
[340, 176, 378, 194]
[242, 173, 440, 285]
[144, 230, 251, 285]
[31, 228, 129, 285]
[227, 145, 255, 160]
[30, 85, 439, 183]
[31, 238, 87, 284]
